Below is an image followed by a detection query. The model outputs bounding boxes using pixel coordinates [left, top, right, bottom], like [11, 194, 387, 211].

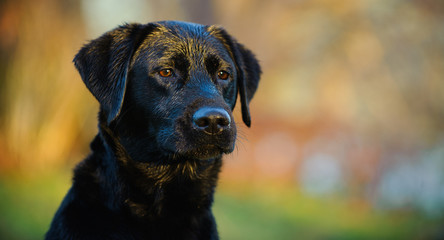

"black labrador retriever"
[46, 21, 260, 240]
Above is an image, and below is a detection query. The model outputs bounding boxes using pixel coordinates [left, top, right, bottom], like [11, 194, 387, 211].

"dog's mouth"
[157, 110, 237, 161]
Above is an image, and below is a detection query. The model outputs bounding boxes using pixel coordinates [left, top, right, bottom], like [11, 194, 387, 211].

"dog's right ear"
[74, 23, 157, 124]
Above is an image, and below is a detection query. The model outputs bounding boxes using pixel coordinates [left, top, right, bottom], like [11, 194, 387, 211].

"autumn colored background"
[1, 0, 443, 239]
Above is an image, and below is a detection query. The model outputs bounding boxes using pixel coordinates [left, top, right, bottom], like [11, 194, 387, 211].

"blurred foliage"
[1, 0, 444, 239]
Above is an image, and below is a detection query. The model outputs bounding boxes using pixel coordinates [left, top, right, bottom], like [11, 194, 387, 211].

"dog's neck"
[85, 124, 222, 220]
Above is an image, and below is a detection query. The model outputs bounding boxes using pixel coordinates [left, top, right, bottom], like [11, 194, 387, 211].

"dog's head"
[74, 21, 261, 161]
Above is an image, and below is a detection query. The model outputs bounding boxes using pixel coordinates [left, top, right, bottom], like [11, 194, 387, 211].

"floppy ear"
[208, 26, 261, 127]
[234, 43, 261, 127]
[74, 23, 157, 124]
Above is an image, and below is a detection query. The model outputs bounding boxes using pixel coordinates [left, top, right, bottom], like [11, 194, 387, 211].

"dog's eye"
[159, 69, 174, 78]
[217, 71, 229, 80]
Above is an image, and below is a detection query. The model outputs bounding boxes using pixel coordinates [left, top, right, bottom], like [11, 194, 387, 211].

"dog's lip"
[161, 143, 234, 160]
[198, 141, 235, 152]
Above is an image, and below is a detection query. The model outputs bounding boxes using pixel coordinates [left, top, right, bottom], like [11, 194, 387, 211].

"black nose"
[192, 107, 231, 135]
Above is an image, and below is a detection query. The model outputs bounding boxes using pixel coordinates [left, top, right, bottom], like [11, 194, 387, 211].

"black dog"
[46, 21, 260, 240]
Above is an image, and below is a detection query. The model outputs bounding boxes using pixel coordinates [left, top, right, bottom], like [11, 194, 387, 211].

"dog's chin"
[184, 144, 234, 161]
[161, 143, 235, 161]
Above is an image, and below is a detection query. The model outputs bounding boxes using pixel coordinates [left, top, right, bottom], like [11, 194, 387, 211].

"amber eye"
[159, 69, 173, 77]
[217, 70, 229, 80]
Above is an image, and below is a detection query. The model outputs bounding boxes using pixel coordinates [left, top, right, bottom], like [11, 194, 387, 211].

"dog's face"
[74, 21, 261, 162]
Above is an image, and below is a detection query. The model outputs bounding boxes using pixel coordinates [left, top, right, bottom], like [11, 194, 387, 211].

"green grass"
[214, 186, 443, 240]
[0, 171, 71, 240]
[0, 172, 442, 240]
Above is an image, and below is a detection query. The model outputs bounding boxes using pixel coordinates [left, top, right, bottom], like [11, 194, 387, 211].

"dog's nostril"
[216, 117, 229, 127]
[194, 117, 210, 128]
[192, 107, 231, 135]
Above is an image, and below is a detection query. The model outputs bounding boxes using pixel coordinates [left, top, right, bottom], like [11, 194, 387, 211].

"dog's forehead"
[157, 21, 208, 38]
[141, 22, 230, 61]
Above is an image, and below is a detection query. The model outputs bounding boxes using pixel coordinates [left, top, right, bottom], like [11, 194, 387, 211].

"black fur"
[46, 21, 261, 240]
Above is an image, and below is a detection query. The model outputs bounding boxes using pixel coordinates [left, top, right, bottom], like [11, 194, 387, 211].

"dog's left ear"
[74, 23, 157, 124]
[208, 26, 261, 127]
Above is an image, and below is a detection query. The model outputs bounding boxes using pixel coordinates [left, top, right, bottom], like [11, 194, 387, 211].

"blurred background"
[1, 0, 444, 239]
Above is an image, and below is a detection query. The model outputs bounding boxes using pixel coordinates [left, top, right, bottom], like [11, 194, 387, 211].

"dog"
[45, 21, 260, 240]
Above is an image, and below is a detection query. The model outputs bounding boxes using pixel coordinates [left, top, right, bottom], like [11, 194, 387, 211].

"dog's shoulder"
[46, 147, 134, 239]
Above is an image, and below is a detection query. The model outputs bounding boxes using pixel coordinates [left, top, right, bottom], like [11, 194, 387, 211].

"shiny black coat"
[46, 21, 261, 240]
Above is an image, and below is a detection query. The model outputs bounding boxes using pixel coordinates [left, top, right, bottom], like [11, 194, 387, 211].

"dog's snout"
[192, 107, 231, 135]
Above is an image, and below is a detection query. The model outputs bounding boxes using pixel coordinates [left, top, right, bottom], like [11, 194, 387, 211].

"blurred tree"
[0, 0, 19, 124]
[0, 0, 95, 173]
